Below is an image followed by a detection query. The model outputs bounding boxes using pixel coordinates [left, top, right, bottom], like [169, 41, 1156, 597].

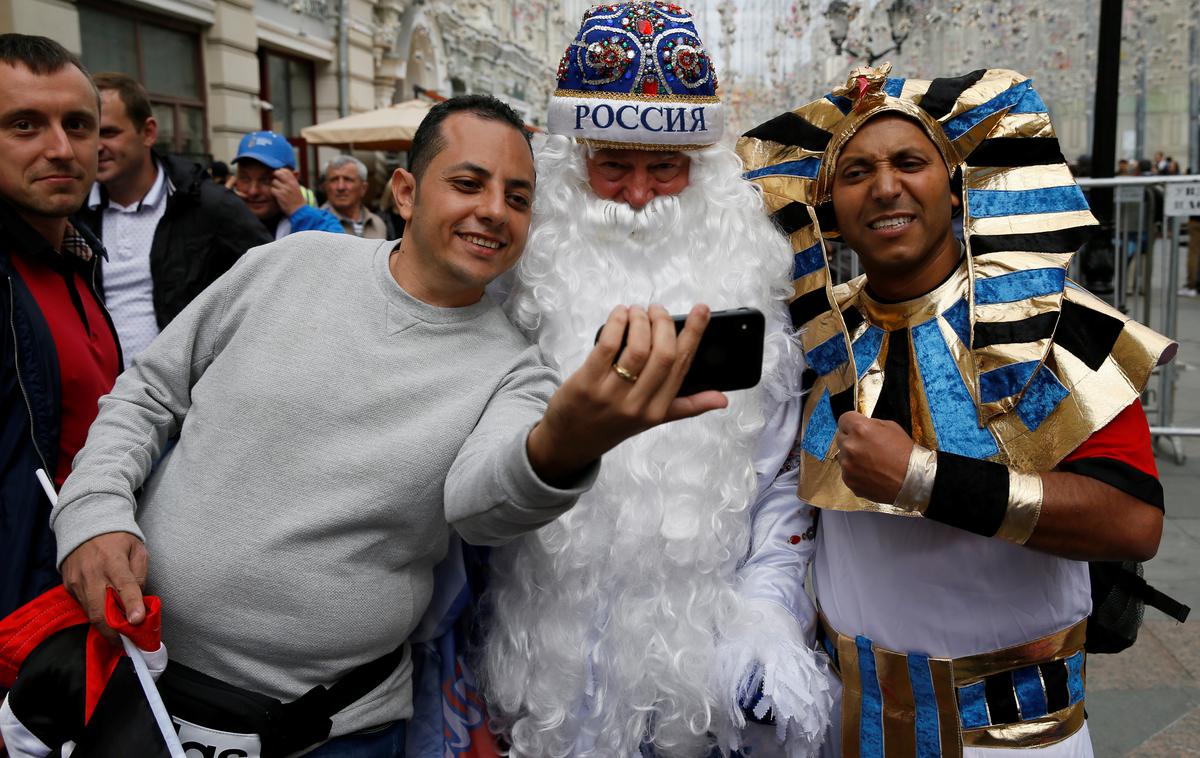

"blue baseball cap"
[233, 131, 296, 170]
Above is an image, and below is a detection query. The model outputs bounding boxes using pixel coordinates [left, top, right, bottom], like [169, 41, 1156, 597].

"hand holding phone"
[528, 304, 728, 486]
[598, 307, 765, 396]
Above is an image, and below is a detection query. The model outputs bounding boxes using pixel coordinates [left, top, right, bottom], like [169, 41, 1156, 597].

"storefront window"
[259, 50, 318, 184]
[266, 54, 316, 136]
[142, 24, 201, 101]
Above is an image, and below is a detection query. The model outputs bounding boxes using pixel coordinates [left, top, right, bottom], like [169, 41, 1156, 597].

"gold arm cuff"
[893, 444, 937, 514]
[995, 470, 1043, 544]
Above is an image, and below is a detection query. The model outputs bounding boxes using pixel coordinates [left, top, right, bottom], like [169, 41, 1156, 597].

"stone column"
[372, 0, 411, 108]
[0, 0, 81, 53]
[206, 0, 263, 163]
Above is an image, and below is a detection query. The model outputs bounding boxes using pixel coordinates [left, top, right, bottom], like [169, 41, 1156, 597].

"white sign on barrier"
[1164, 182, 1200, 216]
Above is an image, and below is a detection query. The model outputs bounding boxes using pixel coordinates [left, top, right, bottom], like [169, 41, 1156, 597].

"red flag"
[0, 586, 179, 758]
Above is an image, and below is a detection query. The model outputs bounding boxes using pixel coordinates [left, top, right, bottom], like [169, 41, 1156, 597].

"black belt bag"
[156, 644, 406, 758]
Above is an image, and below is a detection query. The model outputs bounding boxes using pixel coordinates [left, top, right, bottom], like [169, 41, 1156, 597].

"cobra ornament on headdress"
[548, 1, 722, 150]
[736, 66, 1175, 515]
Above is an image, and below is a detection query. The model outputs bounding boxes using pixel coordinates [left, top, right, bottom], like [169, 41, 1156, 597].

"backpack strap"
[1107, 568, 1191, 623]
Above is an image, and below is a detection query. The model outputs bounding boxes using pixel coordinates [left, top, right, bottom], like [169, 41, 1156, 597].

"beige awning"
[300, 99, 434, 151]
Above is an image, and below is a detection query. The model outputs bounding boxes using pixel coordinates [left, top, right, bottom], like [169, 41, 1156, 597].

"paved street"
[1087, 236, 1200, 756]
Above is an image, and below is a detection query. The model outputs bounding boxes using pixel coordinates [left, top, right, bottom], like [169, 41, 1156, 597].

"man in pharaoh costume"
[738, 65, 1180, 756]
[475, 3, 834, 756]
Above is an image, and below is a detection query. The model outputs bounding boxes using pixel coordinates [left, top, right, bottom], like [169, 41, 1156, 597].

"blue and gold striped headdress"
[737, 65, 1175, 514]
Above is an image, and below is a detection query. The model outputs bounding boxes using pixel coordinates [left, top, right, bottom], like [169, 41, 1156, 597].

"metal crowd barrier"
[1078, 175, 1199, 465]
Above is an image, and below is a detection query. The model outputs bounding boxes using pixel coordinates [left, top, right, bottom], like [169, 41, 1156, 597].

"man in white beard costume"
[478, 4, 834, 757]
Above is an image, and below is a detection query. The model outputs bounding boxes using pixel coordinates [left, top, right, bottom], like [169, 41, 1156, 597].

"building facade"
[692, 0, 1197, 169]
[0, 0, 570, 183]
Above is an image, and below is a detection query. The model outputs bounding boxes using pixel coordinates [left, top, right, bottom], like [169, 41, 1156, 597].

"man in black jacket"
[79, 72, 270, 366]
[0, 34, 121, 623]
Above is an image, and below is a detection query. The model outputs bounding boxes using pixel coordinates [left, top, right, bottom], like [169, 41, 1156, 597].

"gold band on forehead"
[815, 99, 958, 204]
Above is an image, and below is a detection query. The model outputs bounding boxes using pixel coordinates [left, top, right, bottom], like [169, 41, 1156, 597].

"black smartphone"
[596, 307, 765, 395]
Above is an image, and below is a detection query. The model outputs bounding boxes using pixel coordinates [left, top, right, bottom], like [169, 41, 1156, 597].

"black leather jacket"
[77, 154, 271, 328]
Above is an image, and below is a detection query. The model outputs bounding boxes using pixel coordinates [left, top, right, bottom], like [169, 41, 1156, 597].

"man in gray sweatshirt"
[46, 95, 726, 756]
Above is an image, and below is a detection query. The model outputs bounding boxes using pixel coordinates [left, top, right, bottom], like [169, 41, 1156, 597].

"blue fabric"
[1015, 364, 1069, 431]
[1010, 85, 1048, 115]
[1012, 665, 1049, 719]
[884, 77, 906, 97]
[827, 94, 853, 114]
[942, 298, 970, 345]
[907, 653, 942, 758]
[290, 204, 346, 234]
[235, 130, 297, 170]
[792, 241, 825, 278]
[554, 4, 716, 99]
[957, 680, 990, 729]
[306, 720, 406, 757]
[970, 185, 1091, 219]
[1066, 652, 1086, 706]
[406, 542, 497, 757]
[806, 332, 849, 377]
[407, 636, 446, 757]
[912, 319, 999, 459]
[852, 325, 886, 379]
[802, 389, 838, 459]
[821, 633, 839, 667]
[942, 79, 1034, 141]
[856, 636, 884, 758]
[745, 157, 821, 181]
[974, 268, 1066, 305]
[979, 360, 1039, 403]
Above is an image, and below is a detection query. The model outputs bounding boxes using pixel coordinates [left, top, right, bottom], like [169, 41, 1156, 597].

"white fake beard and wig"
[480, 135, 801, 757]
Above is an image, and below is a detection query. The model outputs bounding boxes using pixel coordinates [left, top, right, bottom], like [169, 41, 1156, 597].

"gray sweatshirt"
[51, 232, 594, 737]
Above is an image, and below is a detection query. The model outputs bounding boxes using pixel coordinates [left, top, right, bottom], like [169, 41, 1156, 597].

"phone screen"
[596, 307, 765, 395]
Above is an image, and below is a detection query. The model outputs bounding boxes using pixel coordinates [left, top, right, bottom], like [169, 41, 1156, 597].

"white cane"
[36, 469, 187, 758]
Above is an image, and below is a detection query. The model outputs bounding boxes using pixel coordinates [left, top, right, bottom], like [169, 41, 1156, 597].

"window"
[259, 49, 317, 184]
[78, 2, 207, 161]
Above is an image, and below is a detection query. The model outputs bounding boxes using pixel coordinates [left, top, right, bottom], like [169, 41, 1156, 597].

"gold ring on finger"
[612, 363, 639, 383]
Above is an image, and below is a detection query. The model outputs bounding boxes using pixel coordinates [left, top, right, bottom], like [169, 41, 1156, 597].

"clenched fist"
[834, 411, 914, 504]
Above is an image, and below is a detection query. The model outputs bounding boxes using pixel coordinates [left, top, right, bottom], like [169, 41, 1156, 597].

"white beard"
[480, 136, 799, 758]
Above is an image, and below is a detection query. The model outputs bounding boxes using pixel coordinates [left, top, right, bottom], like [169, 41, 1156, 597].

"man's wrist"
[995, 470, 1043, 544]
[893, 446, 1043, 544]
[52, 492, 145, 568]
[526, 421, 593, 489]
[893, 444, 936, 513]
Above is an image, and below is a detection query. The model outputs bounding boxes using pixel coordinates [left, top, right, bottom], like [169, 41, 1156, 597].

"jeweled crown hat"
[736, 65, 1098, 429]
[548, 1, 722, 150]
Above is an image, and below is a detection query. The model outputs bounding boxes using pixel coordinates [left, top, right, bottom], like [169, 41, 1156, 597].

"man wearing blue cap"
[232, 130, 343, 239]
